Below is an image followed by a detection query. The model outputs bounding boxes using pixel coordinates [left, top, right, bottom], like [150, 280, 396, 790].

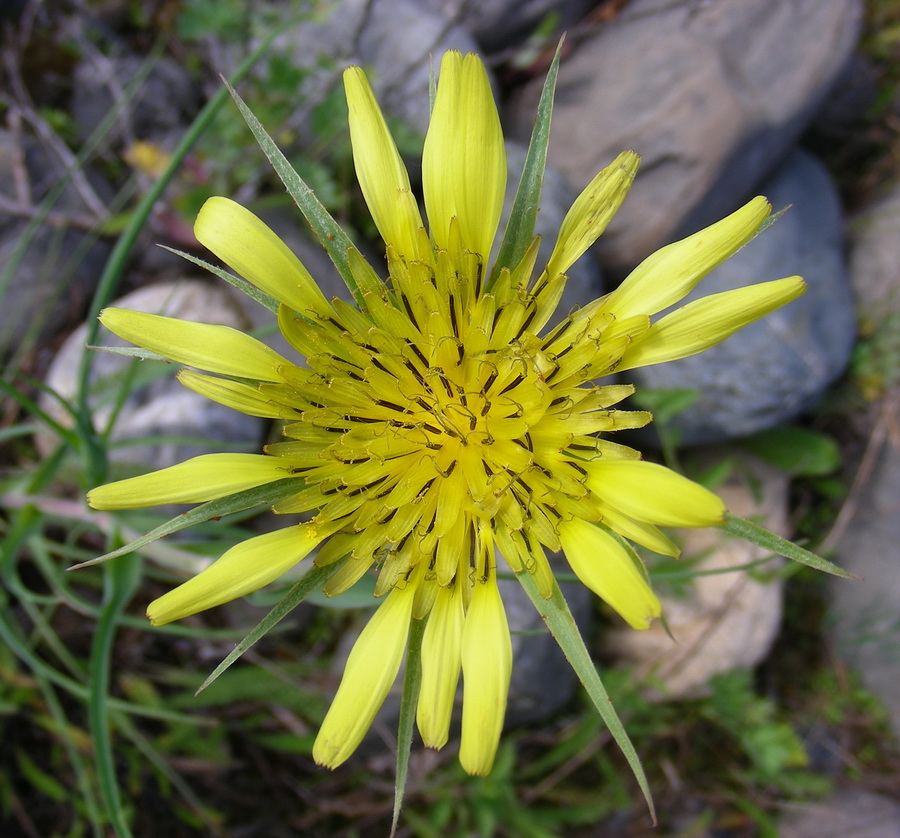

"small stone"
[777, 789, 900, 838]
[630, 150, 856, 445]
[508, 0, 862, 273]
[609, 455, 789, 699]
[262, 0, 478, 142]
[38, 279, 265, 474]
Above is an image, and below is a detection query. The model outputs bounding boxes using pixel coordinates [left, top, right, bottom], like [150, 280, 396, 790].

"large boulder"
[509, 0, 862, 274]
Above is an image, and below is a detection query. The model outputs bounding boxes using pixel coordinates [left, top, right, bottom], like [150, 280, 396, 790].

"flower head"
[88, 51, 805, 775]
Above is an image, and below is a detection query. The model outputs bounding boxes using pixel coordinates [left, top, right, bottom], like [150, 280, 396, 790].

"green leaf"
[392, 616, 426, 837]
[195, 556, 350, 695]
[722, 513, 852, 577]
[74, 478, 303, 569]
[490, 38, 565, 288]
[515, 571, 656, 823]
[224, 81, 364, 307]
[738, 426, 841, 477]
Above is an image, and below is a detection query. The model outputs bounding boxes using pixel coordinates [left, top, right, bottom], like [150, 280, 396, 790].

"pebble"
[263, 0, 478, 142]
[70, 54, 200, 147]
[847, 182, 900, 328]
[830, 433, 900, 741]
[419, 0, 595, 52]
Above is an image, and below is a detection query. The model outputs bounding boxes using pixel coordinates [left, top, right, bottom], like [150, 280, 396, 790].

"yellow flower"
[88, 51, 805, 775]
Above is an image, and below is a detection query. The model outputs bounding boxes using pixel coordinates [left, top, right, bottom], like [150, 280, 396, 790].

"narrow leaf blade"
[392, 616, 426, 837]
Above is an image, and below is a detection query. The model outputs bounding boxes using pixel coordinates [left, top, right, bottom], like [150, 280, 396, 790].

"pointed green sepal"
[75, 479, 303, 570]
[515, 570, 656, 824]
[722, 513, 853, 578]
[194, 555, 350, 695]
[223, 80, 364, 307]
[489, 37, 565, 288]
[392, 615, 426, 837]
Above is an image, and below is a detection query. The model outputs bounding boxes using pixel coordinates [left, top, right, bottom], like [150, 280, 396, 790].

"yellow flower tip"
[313, 584, 416, 768]
[459, 577, 510, 776]
[145, 601, 170, 628]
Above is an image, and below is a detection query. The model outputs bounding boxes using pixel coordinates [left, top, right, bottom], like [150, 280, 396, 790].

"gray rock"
[831, 441, 900, 740]
[38, 280, 265, 475]
[847, 181, 900, 328]
[508, 0, 862, 273]
[629, 150, 856, 446]
[778, 789, 900, 838]
[501, 141, 603, 312]
[262, 0, 478, 143]
[0, 129, 112, 356]
[419, 0, 596, 52]
[610, 455, 788, 699]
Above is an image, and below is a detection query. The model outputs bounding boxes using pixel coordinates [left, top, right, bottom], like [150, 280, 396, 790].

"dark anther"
[500, 373, 525, 395]
[514, 307, 537, 340]
[449, 295, 459, 337]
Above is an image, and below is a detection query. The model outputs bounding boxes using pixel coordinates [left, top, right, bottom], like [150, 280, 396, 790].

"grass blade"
[88, 553, 142, 838]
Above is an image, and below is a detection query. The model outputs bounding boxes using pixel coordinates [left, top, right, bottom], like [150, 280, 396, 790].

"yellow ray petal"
[99, 308, 291, 382]
[194, 197, 332, 317]
[343, 67, 425, 261]
[313, 583, 416, 768]
[460, 576, 511, 776]
[559, 518, 661, 630]
[596, 500, 681, 557]
[146, 523, 327, 625]
[423, 52, 506, 260]
[617, 276, 806, 371]
[177, 369, 294, 418]
[545, 150, 639, 278]
[417, 583, 464, 749]
[87, 453, 296, 509]
[600, 196, 772, 320]
[587, 460, 725, 527]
